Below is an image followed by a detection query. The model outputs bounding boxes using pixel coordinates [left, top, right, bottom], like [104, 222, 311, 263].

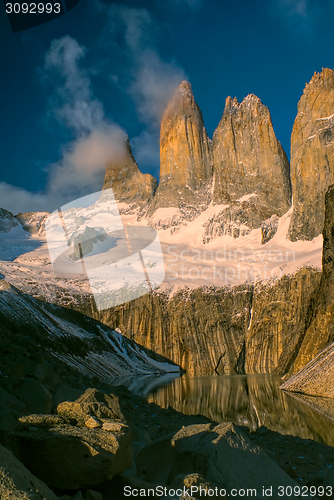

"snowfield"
[0, 202, 323, 307]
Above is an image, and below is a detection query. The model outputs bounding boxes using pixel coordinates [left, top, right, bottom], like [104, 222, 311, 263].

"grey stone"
[2, 412, 133, 489]
[0, 443, 58, 499]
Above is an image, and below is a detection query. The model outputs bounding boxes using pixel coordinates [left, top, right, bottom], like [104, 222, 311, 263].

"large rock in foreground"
[136, 422, 298, 499]
[289, 68, 334, 241]
[0, 443, 57, 500]
[280, 339, 334, 397]
[1, 390, 133, 489]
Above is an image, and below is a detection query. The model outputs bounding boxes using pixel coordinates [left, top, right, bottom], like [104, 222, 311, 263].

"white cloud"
[0, 36, 128, 214]
[98, 3, 187, 175]
[130, 49, 186, 126]
[1, 5, 188, 213]
[44, 35, 105, 133]
[101, 3, 187, 125]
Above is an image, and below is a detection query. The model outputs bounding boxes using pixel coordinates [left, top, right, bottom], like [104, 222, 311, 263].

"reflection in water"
[146, 374, 334, 447]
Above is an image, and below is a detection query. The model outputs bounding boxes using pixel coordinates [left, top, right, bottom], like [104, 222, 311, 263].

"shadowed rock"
[0, 443, 58, 499]
[0, 390, 133, 489]
[135, 422, 299, 499]
[103, 138, 157, 210]
[289, 184, 334, 373]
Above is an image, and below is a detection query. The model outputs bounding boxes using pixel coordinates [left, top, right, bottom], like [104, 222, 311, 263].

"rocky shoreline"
[0, 336, 334, 500]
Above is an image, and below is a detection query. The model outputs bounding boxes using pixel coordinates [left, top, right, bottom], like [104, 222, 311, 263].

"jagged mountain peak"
[304, 67, 334, 89]
[177, 79, 193, 94]
[209, 88, 291, 241]
[147, 79, 212, 219]
[161, 80, 202, 121]
[288, 68, 334, 241]
[224, 93, 263, 110]
[103, 137, 157, 210]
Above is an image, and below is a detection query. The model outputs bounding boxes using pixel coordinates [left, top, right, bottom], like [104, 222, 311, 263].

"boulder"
[0, 443, 58, 499]
[0, 386, 27, 414]
[171, 473, 221, 499]
[0, 406, 18, 431]
[33, 363, 60, 391]
[1, 411, 133, 489]
[57, 388, 129, 426]
[170, 423, 299, 499]
[52, 382, 83, 410]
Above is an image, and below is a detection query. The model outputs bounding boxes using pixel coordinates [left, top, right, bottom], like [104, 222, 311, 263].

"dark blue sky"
[1, 0, 334, 213]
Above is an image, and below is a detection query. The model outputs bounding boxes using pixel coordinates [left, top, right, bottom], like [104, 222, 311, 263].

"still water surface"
[142, 374, 334, 447]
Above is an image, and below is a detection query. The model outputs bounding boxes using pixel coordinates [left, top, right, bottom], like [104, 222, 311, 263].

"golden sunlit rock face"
[91, 267, 320, 377]
[147, 82, 292, 239]
[148, 81, 213, 215]
[212, 94, 291, 213]
[289, 68, 334, 241]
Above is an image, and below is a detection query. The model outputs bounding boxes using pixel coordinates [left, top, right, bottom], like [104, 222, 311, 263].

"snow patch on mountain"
[0, 201, 323, 305]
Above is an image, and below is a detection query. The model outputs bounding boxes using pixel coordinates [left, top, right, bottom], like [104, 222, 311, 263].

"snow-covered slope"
[0, 202, 322, 307]
[0, 279, 180, 382]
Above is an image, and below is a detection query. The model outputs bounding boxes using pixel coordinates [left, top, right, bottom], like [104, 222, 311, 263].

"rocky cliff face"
[0, 255, 321, 377]
[103, 138, 157, 211]
[92, 267, 319, 376]
[289, 184, 334, 373]
[0, 208, 18, 233]
[147, 81, 212, 220]
[205, 95, 291, 241]
[16, 212, 49, 236]
[280, 340, 334, 398]
[245, 267, 321, 375]
[147, 85, 291, 242]
[289, 68, 334, 241]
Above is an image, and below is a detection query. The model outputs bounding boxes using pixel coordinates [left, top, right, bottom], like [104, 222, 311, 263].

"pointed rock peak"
[224, 96, 239, 110]
[223, 94, 264, 116]
[212, 89, 291, 224]
[288, 68, 334, 241]
[148, 80, 212, 217]
[163, 80, 198, 117]
[242, 93, 262, 105]
[103, 137, 157, 207]
[299, 68, 334, 107]
[174, 80, 194, 99]
[306, 67, 334, 88]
